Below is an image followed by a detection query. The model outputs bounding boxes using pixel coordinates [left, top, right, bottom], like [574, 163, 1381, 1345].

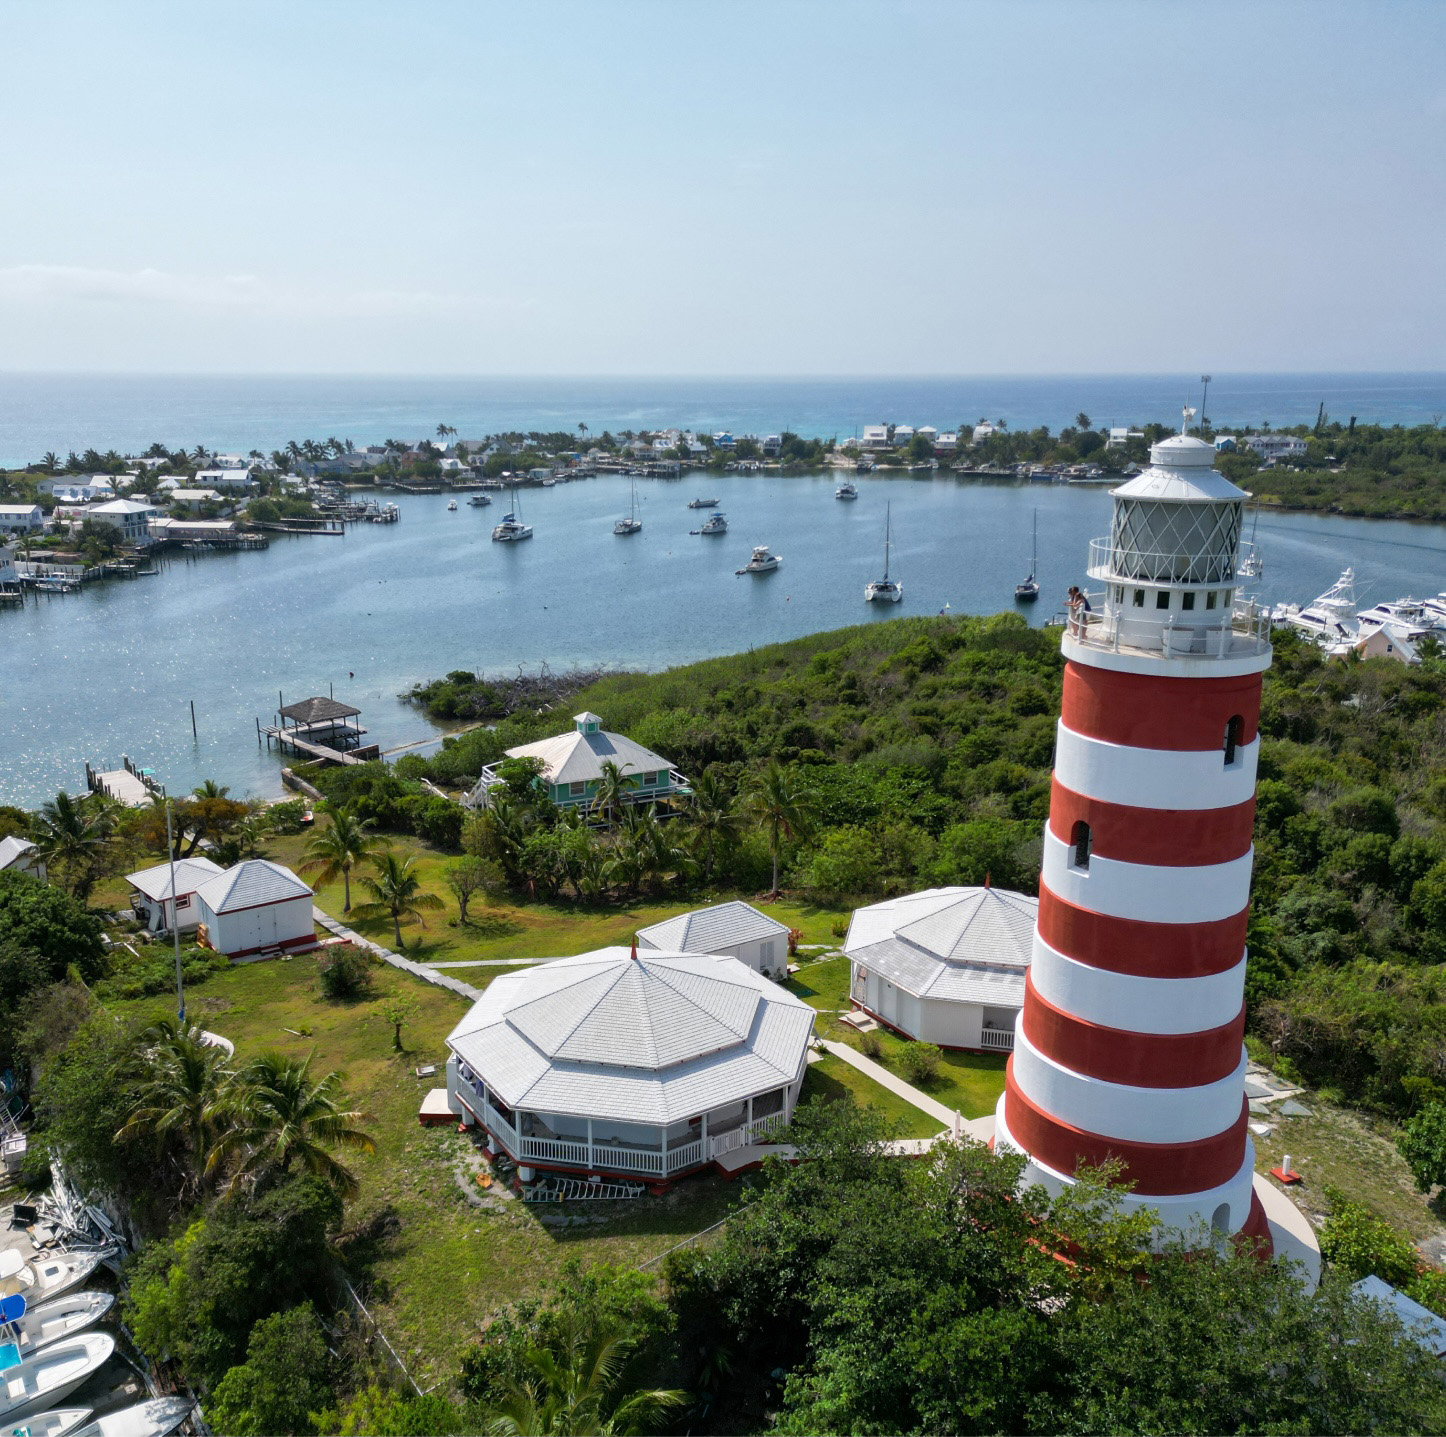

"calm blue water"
[2, 373, 1444, 467]
[3, 471, 1444, 808]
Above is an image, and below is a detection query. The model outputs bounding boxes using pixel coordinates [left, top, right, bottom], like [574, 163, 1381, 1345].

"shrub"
[266, 799, 310, 835]
[859, 1030, 885, 1059]
[1398, 1101, 1446, 1193]
[1318, 1188, 1420, 1285]
[317, 943, 377, 1000]
[896, 1041, 943, 1086]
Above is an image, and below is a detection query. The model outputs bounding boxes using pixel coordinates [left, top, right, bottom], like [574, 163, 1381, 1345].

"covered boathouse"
[445, 946, 814, 1187]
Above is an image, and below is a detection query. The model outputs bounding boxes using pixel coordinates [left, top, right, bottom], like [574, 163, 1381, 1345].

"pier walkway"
[85, 756, 164, 806]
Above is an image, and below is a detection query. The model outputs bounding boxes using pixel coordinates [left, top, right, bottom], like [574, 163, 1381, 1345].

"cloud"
[0, 264, 486, 320]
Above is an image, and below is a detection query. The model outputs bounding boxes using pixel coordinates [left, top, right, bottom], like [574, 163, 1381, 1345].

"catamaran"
[835, 479, 859, 500]
[1015, 510, 1040, 602]
[864, 504, 903, 603]
[491, 487, 533, 542]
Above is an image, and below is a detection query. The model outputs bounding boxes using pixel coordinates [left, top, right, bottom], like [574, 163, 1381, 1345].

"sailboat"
[864, 503, 902, 603]
[1015, 511, 1040, 602]
[1239, 503, 1263, 578]
[614, 476, 642, 535]
[491, 485, 533, 542]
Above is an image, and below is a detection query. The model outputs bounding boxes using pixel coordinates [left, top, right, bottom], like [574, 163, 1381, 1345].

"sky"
[2, 0, 1444, 376]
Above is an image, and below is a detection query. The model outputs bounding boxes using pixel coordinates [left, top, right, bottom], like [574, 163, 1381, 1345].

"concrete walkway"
[427, 957, 567, 969]
[312, 906, 483, 1003]
[818, 1039, 960, 1125]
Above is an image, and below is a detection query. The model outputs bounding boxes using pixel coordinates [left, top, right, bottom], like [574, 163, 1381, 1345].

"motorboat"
[1015, 510, 1040, 603]
[737, 545, 781, 574]
[614, 477, 642, 535]
[835, 480, 859, 500]
[864, 503, 903, 603]
[697, 512, 728, 536]
[1356, 598, 1446, 642]
[446, 500, 458, 511]
[71, 1395, 195, 1437]
[3, 1406, 92, 1437]
[687, 497, 718, 509]
[0, 1249, 113, 1304]
[467, 493, 491, 507]
[491, 487, 532, 542]
[0, 1333, 116, 1425]
[1272, 569, 1358, 652]
[0, 1291, 115, 1355]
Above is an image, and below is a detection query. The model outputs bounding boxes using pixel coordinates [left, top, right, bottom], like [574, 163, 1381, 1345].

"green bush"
[1398, 1101, 1446, 1193]
[266, 799, 310, 834]
[859, 1030, 885, 1060]
[316, 943, 377, 1000]
[1318, 1188, 1420, 1285]
[896, 1041, 942, 1086]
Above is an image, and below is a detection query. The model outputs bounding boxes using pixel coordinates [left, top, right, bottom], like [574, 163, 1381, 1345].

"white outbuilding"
[127, 856, 226, 934]
[0, 836, 44, 881]
[446, 947, 815, 1186]
[635, 901, 792, 980]
[844, 885, 1036, 1053]
[194, 859, 318, 959]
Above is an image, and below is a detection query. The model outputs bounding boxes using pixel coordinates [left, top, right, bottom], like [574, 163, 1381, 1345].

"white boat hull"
[9, 1292, 115, 1354]
[9, 1405, 92, 1437]
[75, 1395, 195, 1437]
[11, 1251, 112, 1305]
[0, 1333, 116, 1425]
[865, 582, 903, 603]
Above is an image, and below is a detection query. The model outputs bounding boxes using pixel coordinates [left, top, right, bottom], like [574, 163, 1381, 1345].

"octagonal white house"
[844, 886, 1037, 1053]
[445, 947, 815, 1183]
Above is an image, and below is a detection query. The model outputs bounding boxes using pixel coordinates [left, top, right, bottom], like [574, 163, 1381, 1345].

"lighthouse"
[996, 429, 1274, 1250]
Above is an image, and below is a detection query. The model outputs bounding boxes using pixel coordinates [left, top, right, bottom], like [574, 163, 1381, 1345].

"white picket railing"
[979, 1028, 1015, 1052]
[520, 1136, 590, 1167]
[710, 1111, 787, 1158]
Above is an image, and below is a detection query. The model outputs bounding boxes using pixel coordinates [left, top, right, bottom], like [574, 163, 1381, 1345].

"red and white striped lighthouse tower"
[996, 429, 1273, 1249]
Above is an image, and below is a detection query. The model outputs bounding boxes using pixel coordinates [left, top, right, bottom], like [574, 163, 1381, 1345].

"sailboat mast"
[884, 503, 891, 580]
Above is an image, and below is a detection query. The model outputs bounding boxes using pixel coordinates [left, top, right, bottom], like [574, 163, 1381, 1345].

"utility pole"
[165, 800, 185, 1024]
[1200, 375, 1212, 432]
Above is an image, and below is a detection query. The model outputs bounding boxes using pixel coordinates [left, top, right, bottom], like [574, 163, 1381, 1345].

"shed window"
[1070, 820, 1091, 871]
[175, 893, 190, 909]
[1224, 715, 1244, 768]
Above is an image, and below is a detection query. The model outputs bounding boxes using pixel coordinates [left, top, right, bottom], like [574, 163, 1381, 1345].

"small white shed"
[127, 856, 226, 934]
[635, 901, 791, 980]
[194, 860, 318, 959]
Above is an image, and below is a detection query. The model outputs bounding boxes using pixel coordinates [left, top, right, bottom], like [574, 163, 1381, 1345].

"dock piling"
[190, 700, 197, 739]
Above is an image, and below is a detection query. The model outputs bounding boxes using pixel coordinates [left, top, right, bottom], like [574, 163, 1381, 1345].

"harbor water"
[3, 471, 1444, 808]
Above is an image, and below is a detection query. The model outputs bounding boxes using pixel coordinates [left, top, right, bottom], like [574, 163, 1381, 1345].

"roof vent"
[575, 711, 602, 735]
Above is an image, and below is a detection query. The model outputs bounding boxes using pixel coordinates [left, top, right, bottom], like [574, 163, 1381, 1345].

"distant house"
[148, 517, 238, 542]
[0, 543, 17, 586]
[0, 836, 44, 881]
[1245, 434, 1307, 460]
[128, 856, 227, 935]
[1213, 435, 1238, 452]
[916, 426, 938, 444]
[168, 488, 224, 512]
[892, 425, 915, 446]
[37, 478, 114, 502]
[1107, 427, 1144, 448]
[193, 468, 257, 490]
[934, 431, 959, 452]
[464, 711, 689, 812]
[194, 860, 318, 959]
[861, 425, 890, 449]
[845, 885, 1037, 1051]
[761, 435, 783, 457]
[83, 498, 160, 544]
[636, 901, 792, 980]
[712, 432, 735, 449]
[1354, 626, 1420, 665]
[972, 423, 1001, 445]
[0, 504, 44, 535]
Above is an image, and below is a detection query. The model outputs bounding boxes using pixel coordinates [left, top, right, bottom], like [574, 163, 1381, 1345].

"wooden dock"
[86, 756, 165, 806]
[262, 728, 380, 767]
[261, 695, 378, 767]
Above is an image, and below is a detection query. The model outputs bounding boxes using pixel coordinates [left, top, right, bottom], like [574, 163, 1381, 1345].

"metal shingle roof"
[505, 728, 675, 786]
[447, 949, 814, 1125]
[845, 886, 1036, 1005]
[635, 901, 789, 954]
[194, 859, 313, 913]
[127, 856, 225, 902]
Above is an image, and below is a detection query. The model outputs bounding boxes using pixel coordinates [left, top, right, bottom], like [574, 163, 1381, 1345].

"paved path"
[427, 957, 567, 969]
[818, 1039, 960, 1126]
[312, 906, 483, 1002]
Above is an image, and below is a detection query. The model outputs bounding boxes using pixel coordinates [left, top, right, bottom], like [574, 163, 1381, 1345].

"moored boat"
[0, 1332, 116, 1425]
[446, 500, 458, 511]
[737, 545, 781, 574]
[864, 503, 903, 603]
[1272, 568, 1358, 652]
[467, 493, 491, 507]
[1015, 510, 1040, 602]
[835, 480, 858, 500]
[697, 512, 728, 535]
[687, 497, 718, 509]
[614, 477, 642, 535]
[492, 487, 533, 542]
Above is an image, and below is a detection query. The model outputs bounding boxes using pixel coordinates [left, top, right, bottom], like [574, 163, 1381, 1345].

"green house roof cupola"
[574, 711, 603, 735]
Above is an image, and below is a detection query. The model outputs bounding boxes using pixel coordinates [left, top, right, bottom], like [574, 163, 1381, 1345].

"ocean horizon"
[2, 371, 1443, 468]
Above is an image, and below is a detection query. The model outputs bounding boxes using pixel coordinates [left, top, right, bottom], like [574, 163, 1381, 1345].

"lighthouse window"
[1155, 590, 1170, 610]
[1132, 589, 1145, 607]
[1206, 591, 1218, 610]
[1181, 591, 1196, 611]
[1224, 715, 1244, 768]
[1070, 820, 1092, 871]
[1113, 586, 1124, 604]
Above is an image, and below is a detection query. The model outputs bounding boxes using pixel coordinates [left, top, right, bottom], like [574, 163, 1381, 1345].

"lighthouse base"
[995, 1095, 1262, 1251]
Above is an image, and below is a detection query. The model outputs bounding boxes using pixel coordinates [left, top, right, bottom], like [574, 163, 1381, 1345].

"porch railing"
[979, 1028, 1015, 1052]
[710, 1111, 788, 1158]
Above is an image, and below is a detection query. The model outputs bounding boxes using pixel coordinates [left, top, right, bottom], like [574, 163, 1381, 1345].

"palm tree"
[486, 1317, 685, 1437]
[745, 760, 815, 896]
[298, 804, 385, 912]
[41, 451, 57, 472]
[682, 769, 740, 881]
[189, 444, 210, 466]
[351, 850, 445, 950]
[117, 1019, 231, 1196]
[208, 1051, 375, 1199]
[32, 790, 114, 900]
[193, 778, 231, 800]
[590, 760, 631, 828]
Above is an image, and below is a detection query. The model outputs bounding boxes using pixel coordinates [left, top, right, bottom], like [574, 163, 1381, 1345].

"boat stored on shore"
[0, 1291, 114, 1356]
[0, 1332, 116, 1425]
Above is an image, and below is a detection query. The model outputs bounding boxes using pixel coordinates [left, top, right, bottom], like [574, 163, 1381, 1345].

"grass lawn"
[257, 831, 849, 964]
[103, 955, 749, 1388]
[787, 957, 1007, 1120]
[800, 1056, 942, 1140]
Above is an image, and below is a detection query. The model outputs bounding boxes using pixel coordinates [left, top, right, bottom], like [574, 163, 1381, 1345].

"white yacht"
[835, 480, 859, 500]
[688, 497, 719, 509]
[864, 503, 902, 603]
[737, 545, 781, 574]
[467, 493, 491, 507]
[1356, 597, 1446, 642]
[491, 513, 533, 541]
[446, 499, 458, 511]
[698, 512, 728, 535]
[1272, 568, 1358, 652]
[614, 477, 642, 535]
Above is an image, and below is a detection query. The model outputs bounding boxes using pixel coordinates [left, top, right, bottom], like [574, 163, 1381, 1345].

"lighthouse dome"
[1112, 435, 1248, 505]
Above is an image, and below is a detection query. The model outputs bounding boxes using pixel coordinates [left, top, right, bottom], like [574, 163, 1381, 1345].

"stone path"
[312, 906, 483, 1002]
